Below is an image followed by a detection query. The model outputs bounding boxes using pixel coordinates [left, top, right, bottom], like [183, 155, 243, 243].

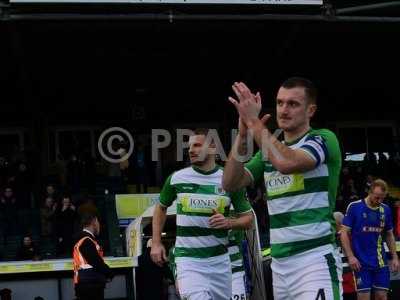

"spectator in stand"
[45, 184, 59, 203]
[341, 167, 352, 188]
[56, 195, 77, 256]
[16, 235, 40, 261]
[0, 187, 18, 236]
[40, 197, 57, 237]
[342, 178, 358, 201]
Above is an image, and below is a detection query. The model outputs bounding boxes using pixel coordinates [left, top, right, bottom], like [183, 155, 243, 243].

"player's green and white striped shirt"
[245, 129, 341, 259]
[160, 166, 252, 259]
[228, 230, 245, 274]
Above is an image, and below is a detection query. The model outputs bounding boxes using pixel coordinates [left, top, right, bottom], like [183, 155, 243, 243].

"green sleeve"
[159, 174, 176, 207]
[230, 188, 252, 214]
[244, 150, 265, 183]
[317, 129, 342, 200]
[229, 229, 245, 245]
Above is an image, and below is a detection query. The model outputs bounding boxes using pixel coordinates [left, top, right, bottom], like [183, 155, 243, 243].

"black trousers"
[75, 283, 105, 300]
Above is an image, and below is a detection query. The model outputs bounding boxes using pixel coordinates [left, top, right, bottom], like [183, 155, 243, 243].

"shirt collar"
[83, 228, 95, 237]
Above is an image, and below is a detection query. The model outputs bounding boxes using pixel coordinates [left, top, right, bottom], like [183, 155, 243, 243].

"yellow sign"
[106, 258, 134, 268]
[64, 262, 73, 270]
[0, 257, 134, 274]
[0, 265, 17, 273]
[115, 194, 160, 219]
[28, 263, 52, 272]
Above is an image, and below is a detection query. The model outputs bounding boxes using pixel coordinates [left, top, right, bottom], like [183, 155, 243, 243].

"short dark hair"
[281, 77, 317, 104]
[193, 128, 210, 136]
[80, 213, 98, 227]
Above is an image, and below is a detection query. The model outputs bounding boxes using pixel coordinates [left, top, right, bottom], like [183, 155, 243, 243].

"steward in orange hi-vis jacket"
[73, 213, 113, 300]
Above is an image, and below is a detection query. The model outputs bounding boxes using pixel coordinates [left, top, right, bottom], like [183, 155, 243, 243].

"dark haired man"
[151, 128, 253, 300]
[223, 78, 343, 300]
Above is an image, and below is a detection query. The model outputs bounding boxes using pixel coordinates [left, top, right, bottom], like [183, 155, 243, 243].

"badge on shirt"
[214, 186, 226, 196]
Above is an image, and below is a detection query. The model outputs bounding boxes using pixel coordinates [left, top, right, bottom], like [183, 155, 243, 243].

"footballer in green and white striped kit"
[228, 230, 247, 300]
[224, 78, 343, 300]
[245, 129, 343, 299]
[168, 229, 247, 300]
[151, 129, 253, 300]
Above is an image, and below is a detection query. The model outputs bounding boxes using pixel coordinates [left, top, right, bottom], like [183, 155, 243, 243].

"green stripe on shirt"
[270, 207, 332, 229]
[174, 244, 227, 258]
[271, 234, 334, 258]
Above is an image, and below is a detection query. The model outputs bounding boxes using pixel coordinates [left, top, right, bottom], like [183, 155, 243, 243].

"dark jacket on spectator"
[56, 207, 77, 255]
[16, 244, 39, 261]
[40, 206, 56, 236]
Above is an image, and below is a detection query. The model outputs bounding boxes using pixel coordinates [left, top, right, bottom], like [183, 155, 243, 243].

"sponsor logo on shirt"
[264, 172, 305, 197]
[362, 226, 383, 233]
[180, 194, 227, 214]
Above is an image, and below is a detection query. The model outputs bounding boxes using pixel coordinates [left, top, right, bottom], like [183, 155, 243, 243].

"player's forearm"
[223, 136, 249, 192]
[247, 119, 299, 174]
[386, 231, 399, 259]
[340, 231, 356, 258]
[229, 213, 253, 230]
[152, 204, 168, 244]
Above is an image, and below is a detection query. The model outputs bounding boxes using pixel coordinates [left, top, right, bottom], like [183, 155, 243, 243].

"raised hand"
[229, 82, 262, 127]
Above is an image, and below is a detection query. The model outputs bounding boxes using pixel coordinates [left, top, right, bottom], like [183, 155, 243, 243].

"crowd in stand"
[0, 151, 104, 262]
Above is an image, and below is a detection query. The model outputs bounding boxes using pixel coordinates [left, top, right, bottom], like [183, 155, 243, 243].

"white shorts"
[231, 271, 246, 300]
[272, 246, 343, 300]
[176, 254, 232, 300]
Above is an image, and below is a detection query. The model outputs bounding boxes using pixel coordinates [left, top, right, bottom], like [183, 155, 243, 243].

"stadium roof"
[0, 1, 400, 22]
[0, 0, 399, 127]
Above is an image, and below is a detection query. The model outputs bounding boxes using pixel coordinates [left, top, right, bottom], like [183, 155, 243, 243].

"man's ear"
[307, 104, 317, 118]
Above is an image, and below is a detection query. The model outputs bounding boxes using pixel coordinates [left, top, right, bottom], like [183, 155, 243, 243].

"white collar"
[83, 228, 95, 237]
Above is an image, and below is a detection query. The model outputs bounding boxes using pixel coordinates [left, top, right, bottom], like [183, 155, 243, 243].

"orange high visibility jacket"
[73, 235, 104, 284]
